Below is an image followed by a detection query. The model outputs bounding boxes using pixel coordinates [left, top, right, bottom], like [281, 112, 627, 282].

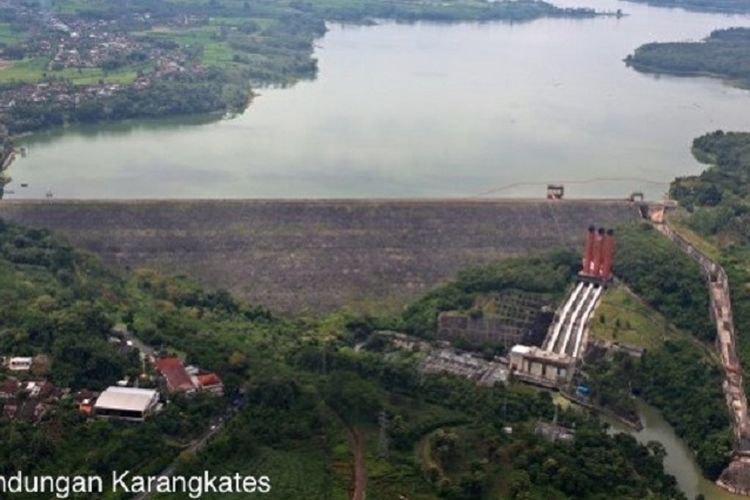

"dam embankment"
[0, 199, 640, 313]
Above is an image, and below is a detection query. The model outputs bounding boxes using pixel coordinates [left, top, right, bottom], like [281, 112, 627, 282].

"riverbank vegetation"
[0, 217, 686, 499]
[583, 222, 733, 478]
[626, 28, 750, 91]
[621, 0, 750, 14]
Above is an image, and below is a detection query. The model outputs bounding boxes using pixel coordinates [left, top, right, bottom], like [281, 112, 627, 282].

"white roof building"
[94, 387, 159, 421]
[8, 357, 33, 371]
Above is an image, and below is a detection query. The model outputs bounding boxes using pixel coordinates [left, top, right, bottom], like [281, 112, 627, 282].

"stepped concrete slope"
[0, 199, 640, 312]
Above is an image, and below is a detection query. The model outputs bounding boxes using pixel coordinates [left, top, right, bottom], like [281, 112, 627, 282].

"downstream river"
[6, 0, 750, 199]
[609, 399, 744, 500]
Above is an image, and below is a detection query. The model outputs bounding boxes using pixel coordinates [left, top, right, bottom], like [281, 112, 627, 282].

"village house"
[1, 380, 65, 423]
[74, 389, 99, 417]
[7, 357, 32, 371]
[154, 356, 197, 394]
[154, 356, 224, 396]
[94, 386, 160, 422]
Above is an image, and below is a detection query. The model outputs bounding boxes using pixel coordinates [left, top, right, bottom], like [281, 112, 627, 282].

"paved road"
[112, 326, 156, 358]
[132, 413, 232, 500]
[111, 327, 240, 500]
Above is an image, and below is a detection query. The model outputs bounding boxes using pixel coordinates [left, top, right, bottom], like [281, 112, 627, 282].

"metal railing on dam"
[657, 222, 750, 495]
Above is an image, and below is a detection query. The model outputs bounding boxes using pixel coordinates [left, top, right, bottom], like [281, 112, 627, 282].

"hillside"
[0, 218, 688, 499]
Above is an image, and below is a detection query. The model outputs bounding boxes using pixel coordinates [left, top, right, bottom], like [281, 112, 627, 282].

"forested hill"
[671, 130, 750, 225]
[668, 131, 750, 449]
[626, 28, 750, 89]
[620, 0, 750, 14]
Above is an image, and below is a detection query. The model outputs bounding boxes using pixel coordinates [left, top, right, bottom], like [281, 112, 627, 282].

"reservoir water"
[6, 0, 750, 199]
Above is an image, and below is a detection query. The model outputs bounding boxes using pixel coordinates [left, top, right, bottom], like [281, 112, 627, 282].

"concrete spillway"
[544, 281, 602, 358]
[0, 199, 639, 313]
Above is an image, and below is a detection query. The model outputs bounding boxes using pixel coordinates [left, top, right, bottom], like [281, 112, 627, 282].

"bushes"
[628, 28, 750, 82]
[637, 340, 732, 478]
[402, 250, 577, 337]
[613, 223, 713, 341]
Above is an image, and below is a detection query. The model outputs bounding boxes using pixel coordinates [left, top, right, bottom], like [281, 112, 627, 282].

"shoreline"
[0, 146, 16, 198]
[625, 59, 750, 92]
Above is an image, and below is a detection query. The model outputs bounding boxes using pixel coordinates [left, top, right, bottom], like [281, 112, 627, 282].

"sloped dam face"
[0, 200, 639, 313]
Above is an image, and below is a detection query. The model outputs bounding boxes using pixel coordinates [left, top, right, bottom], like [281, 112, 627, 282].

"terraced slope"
[0, 199, 639, 312]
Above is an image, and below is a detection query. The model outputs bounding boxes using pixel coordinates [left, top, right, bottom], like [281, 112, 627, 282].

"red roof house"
[154, 357, 196, 393]
[195, 373, 224, 396]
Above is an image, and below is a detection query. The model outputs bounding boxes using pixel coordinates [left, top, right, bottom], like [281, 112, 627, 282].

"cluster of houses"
[0, 378, 66, 422]
[0, 353, 224, 424]
[0, 2, 202, 116]
[0, 356, 64, 422]
[0, 81, 124, 112]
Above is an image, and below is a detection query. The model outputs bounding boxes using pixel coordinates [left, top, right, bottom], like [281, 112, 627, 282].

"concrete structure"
[581, 226, 616, 281]
[543, 281, 603, 358]
[510, 226, 610, 387]
[376, 331, 508, 386]
[657, 221, 750, 495]
[7, 357, 32, 371]
[535, 421, 575, 443]
[436, 293, 551, 348]
[94, 387, 159, 421]
[420, 349, 508, 386]
[508, 345, 573, 387]
[0, 199, 640, 312]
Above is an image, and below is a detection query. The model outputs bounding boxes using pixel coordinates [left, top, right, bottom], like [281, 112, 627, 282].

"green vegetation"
[0, 220, 134, 389]
[626, 28, 750, 90]
[579, 221, 733, 478]
[0, 0, 598, 136]
[613, 222, 713, 341]
[586, 338, 732, 479]
[590, 284, 677, 350]
[401, 250, 577, 337]
[620, 0, 750, 14]
[668, 131, 750, 394]
[0, 219, 224, 489]
[637, 340, 732, 479]
[0, 218, 687, 499]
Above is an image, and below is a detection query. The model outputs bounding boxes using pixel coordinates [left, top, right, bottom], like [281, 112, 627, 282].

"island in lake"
[626, 27, 750, 90]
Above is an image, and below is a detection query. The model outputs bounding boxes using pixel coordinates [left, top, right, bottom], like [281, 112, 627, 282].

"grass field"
[0, 22, 27, 45]
[590, 284, 681, 350]
[138, 26, 238, 68]
[0, 57, 140, 85]
[197, 445, 349, 500]
[667, 211, 722, 261]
